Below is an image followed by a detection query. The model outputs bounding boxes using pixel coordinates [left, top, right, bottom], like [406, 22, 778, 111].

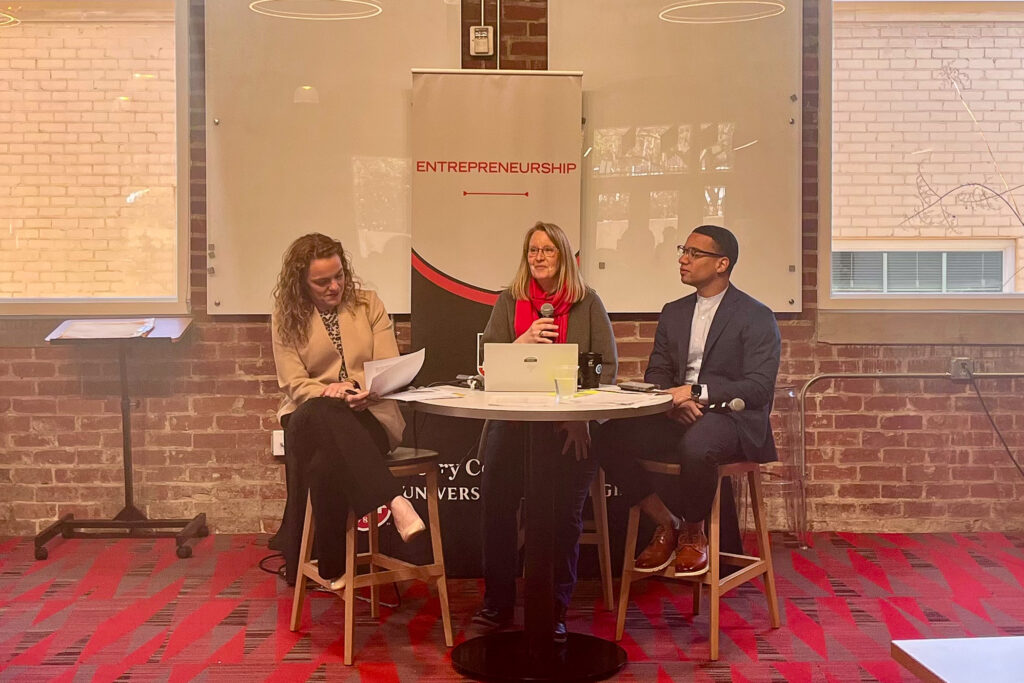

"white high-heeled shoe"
[390, 496, 426, 543]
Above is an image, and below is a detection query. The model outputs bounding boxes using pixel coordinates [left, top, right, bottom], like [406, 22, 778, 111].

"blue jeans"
[480, 420, 599, 612]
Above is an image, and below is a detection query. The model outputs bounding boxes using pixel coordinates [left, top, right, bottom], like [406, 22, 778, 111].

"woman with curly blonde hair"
[271, 233, 424, 588]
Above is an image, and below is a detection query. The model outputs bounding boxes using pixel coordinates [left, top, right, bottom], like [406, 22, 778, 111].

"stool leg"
[343, 508, 357, 666]
[691, 581, 702, 615]
[749, 469, 781, 628]
[615, 505, 640, 641]
[591, 469, 615, 610]
[708, 476, 723, 661]
[426, 468, 453, 647]
[290, 492, 315, 631]
[369, 507, 380, 618]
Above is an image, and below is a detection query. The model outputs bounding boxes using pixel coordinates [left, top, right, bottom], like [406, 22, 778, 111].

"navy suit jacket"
[644, 285, 782, 463]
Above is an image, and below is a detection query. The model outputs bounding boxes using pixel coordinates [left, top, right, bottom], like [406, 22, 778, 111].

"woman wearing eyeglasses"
[271, 233, 425, 589]
[472, 221, 617, 642]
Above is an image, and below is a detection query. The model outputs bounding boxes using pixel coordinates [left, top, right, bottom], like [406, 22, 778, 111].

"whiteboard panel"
[205, 0, 460, 314]
[550, 0, 803, 312]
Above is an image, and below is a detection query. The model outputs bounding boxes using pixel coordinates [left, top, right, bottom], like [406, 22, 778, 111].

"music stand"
[33, 317, 208, 560]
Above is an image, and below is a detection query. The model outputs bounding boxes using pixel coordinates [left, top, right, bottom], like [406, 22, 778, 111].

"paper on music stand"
[363, 348, 425, 396]
[57, 318, 156, 339]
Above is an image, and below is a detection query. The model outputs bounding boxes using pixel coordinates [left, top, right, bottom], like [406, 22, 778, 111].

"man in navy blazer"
[599, 224, 781, 575]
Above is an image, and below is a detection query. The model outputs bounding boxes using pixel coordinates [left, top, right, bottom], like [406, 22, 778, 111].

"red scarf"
[513, 279, 571, 344]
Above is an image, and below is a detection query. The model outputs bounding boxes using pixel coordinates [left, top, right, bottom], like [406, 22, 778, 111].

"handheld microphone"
[703, 397, 745, 413]
[539, 303, 554, 318]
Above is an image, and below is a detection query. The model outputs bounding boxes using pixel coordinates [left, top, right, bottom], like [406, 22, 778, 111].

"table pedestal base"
[452, 631, 626, 682]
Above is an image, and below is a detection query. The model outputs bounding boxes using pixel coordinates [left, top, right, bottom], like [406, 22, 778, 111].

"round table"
[412, 388, 672, 682]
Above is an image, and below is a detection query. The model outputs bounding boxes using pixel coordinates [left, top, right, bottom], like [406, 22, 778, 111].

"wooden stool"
[478, 420, 615, 610]
[579, 466, 615, 610]
[614, 460, 780, 660]
[289, 447, 453, 665]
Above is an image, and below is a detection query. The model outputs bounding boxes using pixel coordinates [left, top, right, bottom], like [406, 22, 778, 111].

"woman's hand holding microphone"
[516, 317, 558, 344]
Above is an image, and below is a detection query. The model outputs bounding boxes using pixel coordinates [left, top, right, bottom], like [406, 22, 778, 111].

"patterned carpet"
[1, 532, 1023, 681]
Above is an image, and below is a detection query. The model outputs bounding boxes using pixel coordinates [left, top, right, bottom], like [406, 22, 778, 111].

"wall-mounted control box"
[470, 25, 494, 56]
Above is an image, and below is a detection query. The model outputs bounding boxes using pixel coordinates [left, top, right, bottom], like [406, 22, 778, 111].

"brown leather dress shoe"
[673, 527, 709, 576]
[634, 524, 678, 573]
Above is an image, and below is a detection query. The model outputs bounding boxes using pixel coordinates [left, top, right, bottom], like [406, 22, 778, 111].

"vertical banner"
[410, 70, 583, 383]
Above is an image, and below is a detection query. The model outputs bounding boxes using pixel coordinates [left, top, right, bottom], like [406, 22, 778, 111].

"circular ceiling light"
[659, 0, 785, 25]
[0, 11, 20, 27]
[249, 0, 382, 21]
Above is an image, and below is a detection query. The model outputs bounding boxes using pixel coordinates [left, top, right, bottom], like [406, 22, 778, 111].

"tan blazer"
[271, 290, 406, 450]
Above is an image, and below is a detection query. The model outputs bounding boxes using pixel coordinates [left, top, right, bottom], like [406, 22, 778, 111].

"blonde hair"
[273, 233, 365, 346]
[509, 221, 587, 303]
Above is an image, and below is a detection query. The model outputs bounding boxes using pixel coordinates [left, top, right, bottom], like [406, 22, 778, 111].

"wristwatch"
[689, 384, 702, 402]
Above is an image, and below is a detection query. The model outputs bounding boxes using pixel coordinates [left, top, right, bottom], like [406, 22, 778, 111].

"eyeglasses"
[676, 245, 725, 260]
[528, 246, 558, 258]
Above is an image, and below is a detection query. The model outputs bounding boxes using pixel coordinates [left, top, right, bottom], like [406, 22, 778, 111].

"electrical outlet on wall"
[949, 357, 973, 381]
[272, 429, 285, 456]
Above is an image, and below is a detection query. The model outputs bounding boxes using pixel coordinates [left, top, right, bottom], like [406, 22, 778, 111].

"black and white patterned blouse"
[318, 309, 351, 384]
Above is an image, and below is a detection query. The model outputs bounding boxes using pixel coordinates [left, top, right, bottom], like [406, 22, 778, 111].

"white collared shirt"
[684, 286, 728, 397]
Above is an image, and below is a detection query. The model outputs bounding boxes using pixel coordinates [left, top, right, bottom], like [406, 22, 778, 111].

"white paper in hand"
[363, 348, 425, 397]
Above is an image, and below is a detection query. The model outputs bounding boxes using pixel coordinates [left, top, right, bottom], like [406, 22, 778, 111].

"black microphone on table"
[703, 397, 745, 413]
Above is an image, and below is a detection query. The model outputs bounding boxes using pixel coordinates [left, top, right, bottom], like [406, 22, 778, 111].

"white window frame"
[0, 0, 190, 317]
[831, 239, 1014, 295]
[818, 0, 1024, 342]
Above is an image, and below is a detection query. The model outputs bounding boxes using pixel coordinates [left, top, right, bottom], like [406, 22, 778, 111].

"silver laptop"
[483, 343, 578, 392]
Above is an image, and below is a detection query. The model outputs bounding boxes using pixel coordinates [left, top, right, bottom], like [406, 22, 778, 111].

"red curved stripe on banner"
[412, 251, 500, 306]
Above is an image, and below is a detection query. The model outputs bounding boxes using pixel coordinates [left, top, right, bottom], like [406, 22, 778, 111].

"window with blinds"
[832, 251, 1005, 294]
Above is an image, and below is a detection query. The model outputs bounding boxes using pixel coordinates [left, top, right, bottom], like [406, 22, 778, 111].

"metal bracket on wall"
[796, 370, 1024, 541]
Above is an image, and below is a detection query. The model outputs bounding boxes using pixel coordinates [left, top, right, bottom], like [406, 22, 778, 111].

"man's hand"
[664, 385, 695, 407]
[664, 385, 703, 425]
[558, 421, 591, 461]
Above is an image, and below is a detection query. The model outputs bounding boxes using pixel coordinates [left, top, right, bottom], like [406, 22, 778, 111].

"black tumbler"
[579, 351, 602, 389]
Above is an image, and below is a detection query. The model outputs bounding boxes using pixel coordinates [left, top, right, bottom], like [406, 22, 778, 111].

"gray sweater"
[481, 288, 618, 384]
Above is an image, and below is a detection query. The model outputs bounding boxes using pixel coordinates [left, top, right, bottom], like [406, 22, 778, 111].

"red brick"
[837, 483, 879, 498]
[215, 415, 261, 431]
[615, 341, 653, 359]
[611, 321, 638, 338]
[54, 467, 123, 484]
[834, 414, 876, 429]
[881, 448, 927, 464]
[11, 433, 57, 448]
[11, 362, 56, 378]
[0, 380, 36, 396]
[816, 395, 863, 412]
[906, 432, 948, 448]
[815, 431, 860, 446]
[863, 396, 909, 412]
[12, 468, 54, 485]
[879, 415, 923, 430]
[859, 465, 905, 482]
[881, 484, 923, 498]
[193, 433, 237, 449]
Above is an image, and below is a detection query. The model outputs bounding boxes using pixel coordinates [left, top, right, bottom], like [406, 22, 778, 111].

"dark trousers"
[598, 412, 745, 553]
[280, 397, 400, 582]
[481, 420, 599, 612]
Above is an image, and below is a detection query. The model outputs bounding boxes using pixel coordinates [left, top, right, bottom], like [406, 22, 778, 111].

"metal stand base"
[451, 631, 627, 682]
[34, 511, 208, 560]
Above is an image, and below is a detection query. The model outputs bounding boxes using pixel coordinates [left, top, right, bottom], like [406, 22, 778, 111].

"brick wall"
[0, 8, 178, 299]
[832, 8, 1024, 290]
[1, 0, 1023, 537]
